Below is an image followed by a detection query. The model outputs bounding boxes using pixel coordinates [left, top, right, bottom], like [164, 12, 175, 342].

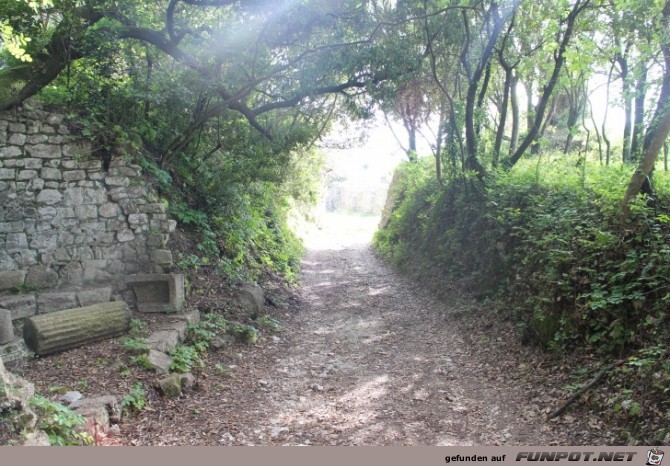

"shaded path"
[119, 214, 607, 445]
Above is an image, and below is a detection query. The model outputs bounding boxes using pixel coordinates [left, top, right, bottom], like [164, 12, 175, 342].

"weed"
[29, 395, 93, 446]
[256, 315, 280, 333]
[169, 345, 203, 373]
[214, 363, 233, 377]
[130, 354, 153, 370]
[129, 318, 149, 337]
[229, 323, 259, 344]
[121, 383, 146, 416]
[122, 337, 149, 354]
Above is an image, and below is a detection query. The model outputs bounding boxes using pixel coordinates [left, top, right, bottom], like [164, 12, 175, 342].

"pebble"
[269, 426, 289, 438]
[59, 391, 83, 404]
[218, 432, 235, 445]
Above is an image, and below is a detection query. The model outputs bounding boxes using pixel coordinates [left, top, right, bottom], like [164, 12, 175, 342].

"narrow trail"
[213, 215, 593, 446]
[119, 214, 607, 445]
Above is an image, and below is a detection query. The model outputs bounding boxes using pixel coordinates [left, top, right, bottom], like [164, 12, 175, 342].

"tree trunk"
[510, 73, 520, 156]
[435, 106, 445, 182]
[622, 0, 670, 218]
[602, 63, 616, 166]
[0, 8, 103, 111]
[618, 56, 633, 162]
[588, 97, 604, 163]
[494, 65, 513, 166]
[631, 65, 648, 161]
[464, 3, 509, 176]
[507, 0, 590, 167]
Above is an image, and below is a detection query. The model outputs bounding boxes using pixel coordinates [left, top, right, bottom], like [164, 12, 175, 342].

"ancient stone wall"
[0, 100, 176, 297]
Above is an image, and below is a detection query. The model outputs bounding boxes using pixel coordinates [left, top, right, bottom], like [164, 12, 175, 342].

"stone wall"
[0, 100, 176, 296]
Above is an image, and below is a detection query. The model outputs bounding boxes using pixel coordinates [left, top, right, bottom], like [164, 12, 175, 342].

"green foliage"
[128, 318, 149, 338]
[256, 315, 280, 333]
[169, 344, 204, 373]
[29, 395, 93, 446]
[229, 323, 259, 344]
[130, 354, 153, 371]
[121, 383, 147, 416]
[122, 337, 149, 354]
[214, 363, 234, 377]
[376, 157, 670, 357]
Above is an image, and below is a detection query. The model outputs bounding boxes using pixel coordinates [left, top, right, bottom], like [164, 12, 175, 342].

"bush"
[375, 157, 670, 357]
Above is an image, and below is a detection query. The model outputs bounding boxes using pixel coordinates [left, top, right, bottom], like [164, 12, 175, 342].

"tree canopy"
[1, 0, 670, 207]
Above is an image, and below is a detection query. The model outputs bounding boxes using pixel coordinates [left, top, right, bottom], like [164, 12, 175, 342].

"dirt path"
[114, 214, 609, 446]
[239, 245, 546, 445]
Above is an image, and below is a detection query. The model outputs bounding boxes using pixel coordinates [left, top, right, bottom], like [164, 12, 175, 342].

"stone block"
[36, 291, 79, 314]
[40, 167, 62, 180]
[105, 176, 130, 187]
[99, 203, 121, 218]
[74, 205, 97, 220]
[17, 170, 37, 180]
[8, 133, 26, 145]
[63, 187, 84, 204]
[3, 159, 24, 167]
[69, 395, 121, 425]
[60, 262, 83, 285]
[157, 320, 188, 341]
[77, 287, 112, 307]
[0, 146, 22, 158]
[175, 310, 200, 326]
[0, 221, 24, 233]
[25, 266, 58, 289]
[0, 270, 26, 291]
[84, 187, 107, 204]
[117, 229, 135, 242]
[83, 259, 108, 281]
[62, 170, 86, 181]
[56, 206, 75, 219]
[127, 213, 149, 228]
[0, 294, 37, 320]
[151, 249, 173, 265]
[145, 330, 180, 353]
[30, 231, 58, 251]
[155, 373, 182, 398]
[0, 339, 32, 368]
[236, 282, 265, 317]
[46, 114, 64, 125]
[62, 141, 92, 159]
[36, 189, 62, 205]
[13, 250, 38, 267]
[6, 233, 28, 253]
[0, 168, 15, 180]
[0, 309, 15, 344]
[26, 144, 61, 159]
[26, 134, 48, 145]
[22, 431, 50, 446]
[126, 274, 185, 313]
[147, 349, 172, 374]
[139, 203, 166, 214]
[8, 123, 26, 133]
